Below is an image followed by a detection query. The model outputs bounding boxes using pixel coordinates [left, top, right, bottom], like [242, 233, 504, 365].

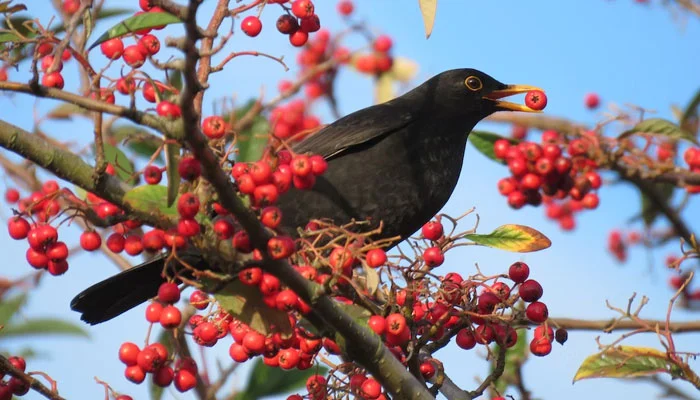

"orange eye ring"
[465, 76, 483, 91]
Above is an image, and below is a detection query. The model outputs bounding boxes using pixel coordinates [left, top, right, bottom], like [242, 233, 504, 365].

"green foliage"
[618, 118, 698, 145]
[123, 185, 179, 216]
[468, 131, 518, 165]
[0, 318, 88, 338]
[639, 182, 675, 227]
[89, 12, 182, 49]
[574, 346, 682, 382]
[464, 224, 551, 253]
[0, 293, 27, 326]
[214, 280, 293, 337]
[234, 100, 270, 163]
[103, 143, 135, 182]
[235, 358, 328, 400]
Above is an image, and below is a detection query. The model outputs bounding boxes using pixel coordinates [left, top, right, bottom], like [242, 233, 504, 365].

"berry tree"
[0, 1, 699, 400]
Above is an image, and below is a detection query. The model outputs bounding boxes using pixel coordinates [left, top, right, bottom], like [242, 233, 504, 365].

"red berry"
[241, 16, 262, 37]
[158, 282, 180, 304]
[299, 15, 320, 33]
[46, 241, 69, 260]
[125, 365, 146, 384]
[508, 262, 530, 283]
[289, 30, 309, 47]
[291, 0, 315, 18]
[584, 93, 600, 109]
[276, 14, 299, 34]
[421, 220, 444, 241]
[160, 305, 182, 328]
[455, 328, 476, 349]
[122, 45, 146, 68]
[239, 267, 263, 286]
[173, 369, 197, 392]
[153, 366, 174, 387]
[100, 38, 124, 60]
[178, 156, 201, 181]
[156, 101, 181, 119]
[177, 193, 200, 219]
[368, 315, 386, 335]
[525, 90, 547, 111]
[530, 337, 552, 356]
[267, 235, 295, 259]
[337, 0, 354, 15]
[80, 231, 102, 251]
[373, 35, 393, 53]
[419, 361, 436, 379]
[507, 191, 527, 209]
[423, 246, 444, 268]
[144, 165, 163, 185]
[229, 342, 249, 362]
[137, 347, 163, 373]
[361, 378, 382, 399]
[41, 72, 64, 89]
[138, 34, 160, 55]
[493, 139, 511, 159]
[8, 217, 30, 240]
[385, 313, 406, 336]
[242, 331, 266, 355]
[365, 248, 387, 268]
[519, 279, 543, 302]
[145, 301, 163, 323]
[202, 115, 226, 139]
[526, 301, 549, 323]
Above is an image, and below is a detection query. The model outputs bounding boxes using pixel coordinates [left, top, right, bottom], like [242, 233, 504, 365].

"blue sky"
[1, 1, 700, 399]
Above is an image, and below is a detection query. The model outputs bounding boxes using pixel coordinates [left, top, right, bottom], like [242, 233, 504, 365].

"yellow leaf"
[389, 57, 419, 83]
[214, 280, 293, 337]
[573, 346, 681, 383]
[418, 0, 437, 38]
[464, 224, 551, 253]
[375, 74, 395, 104]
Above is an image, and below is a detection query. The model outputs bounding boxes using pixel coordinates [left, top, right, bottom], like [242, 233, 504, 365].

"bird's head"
[415, 68, 544, 119]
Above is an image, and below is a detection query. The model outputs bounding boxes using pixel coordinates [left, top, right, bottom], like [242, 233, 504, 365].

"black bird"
[71, 69, 542, 324]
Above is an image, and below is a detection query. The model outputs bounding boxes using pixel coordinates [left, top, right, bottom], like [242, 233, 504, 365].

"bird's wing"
[292, 101, 415, 160]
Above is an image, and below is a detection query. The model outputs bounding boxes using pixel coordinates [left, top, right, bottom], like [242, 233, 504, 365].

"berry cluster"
[118, 341, 198, 392]
[242, 0, 322, 48]
[683, 146, 700, 193]
[494, 130, 602, 229]
[0, 356, 29, 399]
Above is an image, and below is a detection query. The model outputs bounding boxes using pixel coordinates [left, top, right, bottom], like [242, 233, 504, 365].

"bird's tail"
[70, 254, 168, 325]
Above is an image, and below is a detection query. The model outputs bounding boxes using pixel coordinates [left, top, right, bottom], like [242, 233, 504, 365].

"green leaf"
[235, 114, 269, 163]
[237, 358, 328, 400]
[468, 131, 518, 165]
[0, 318, 89, 338]
[0, 293, 27, 326]
[168, 69, 183, 92]
[464, 224, 551, 253]
[46, 103, 91, 120]
[418, 0, 437, 38]
[111, 124, 163, 161]
[123, 185, 179, 216]
[103, 143, 135, 182]
[680, 88, 700, 130]
[0, 2, 26, 14]
[492, 328, 528, 394]
[214, 280, 293, 337]
[164, 143, 180, 207]
[619, 118, 698, 145]
[573, 346, 682, 382]
[0, 31, 21, 43]
[89, 12, 182, 50]
[640, 183, 675, 227]
[82, 9, 94, 42]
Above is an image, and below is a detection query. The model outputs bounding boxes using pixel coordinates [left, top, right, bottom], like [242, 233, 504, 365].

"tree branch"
[0, 354, 65, 400]
[0, 119, 176, 229]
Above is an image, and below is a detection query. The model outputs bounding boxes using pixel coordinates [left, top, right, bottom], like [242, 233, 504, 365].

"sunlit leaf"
[375, 73, 395, 104]
[46, 103, 91, 120]
[639, 183, 675, 227]
[574, 346, 682, 382]
[234, 101, 270, 163]
[89, 12, 182, 50]
[214, 280, 293, 337]
[363, 265, 380, 296]
[0, 293, 27, 326]
[236, 358, 328, 400]
[681, 88, 700, 131]
[619, 118, 698, 145]
[0, 2, 26, 14]
[418, 0, 437, 38]
[388, 57, 419, 83]
[468, 131, 518, 165]
[464, 224, 551, 253]
[103, 143, 135, 182]
[0, 31, 21, 43]
[0, 318, 89, 338]
[123, 185, 179, 216]
[164, 143, 180, 207]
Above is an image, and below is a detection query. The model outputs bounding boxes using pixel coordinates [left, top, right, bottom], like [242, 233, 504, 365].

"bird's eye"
[465, 76, 483, 91]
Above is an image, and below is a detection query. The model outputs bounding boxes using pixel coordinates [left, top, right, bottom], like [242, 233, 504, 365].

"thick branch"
[175, 1, 434, 398]
[0, 355, 65, 400]
[0, 82, 169, 134]
[0, 119, 175, 229]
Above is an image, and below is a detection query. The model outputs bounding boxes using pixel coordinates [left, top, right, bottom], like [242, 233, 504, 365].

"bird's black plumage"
[71, 69, 540, 324]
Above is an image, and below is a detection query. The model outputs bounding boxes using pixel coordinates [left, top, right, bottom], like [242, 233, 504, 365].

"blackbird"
[71, 68, 542, 324]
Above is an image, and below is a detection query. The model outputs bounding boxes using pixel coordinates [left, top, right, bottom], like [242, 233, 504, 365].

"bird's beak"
[484, 84, 545, 113]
